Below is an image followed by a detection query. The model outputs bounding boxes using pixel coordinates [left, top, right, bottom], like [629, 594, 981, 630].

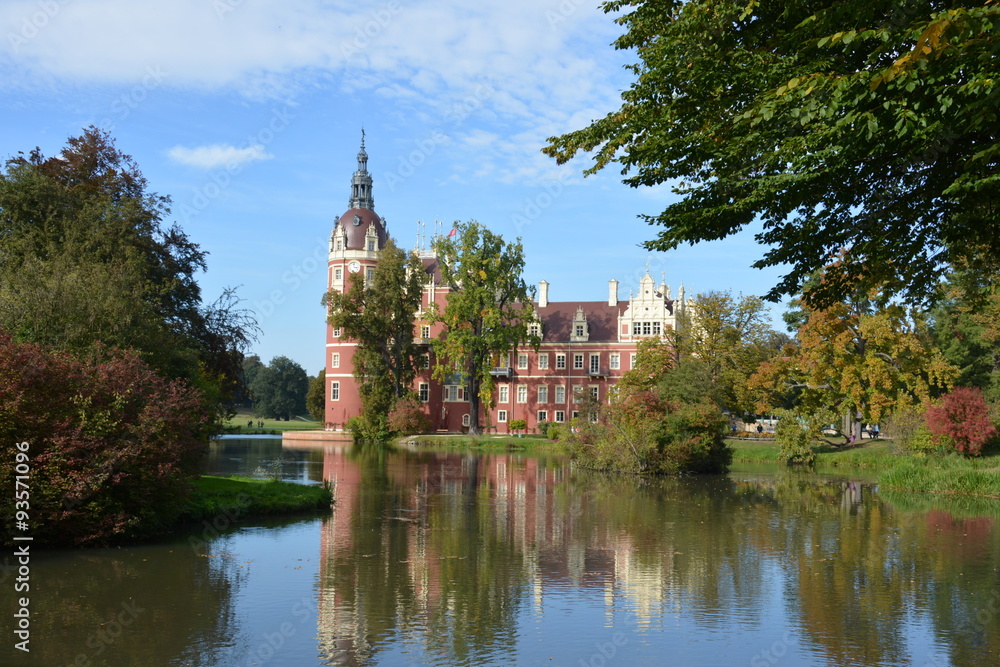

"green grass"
[184, 475, 333, 522]
[406, 433, 564, 452]
[728, 438, 1000, 498]
[223, 408, 323, 434]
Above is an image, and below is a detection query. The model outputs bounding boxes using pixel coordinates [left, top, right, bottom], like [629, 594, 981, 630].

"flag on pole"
[447, 227, 457, 237]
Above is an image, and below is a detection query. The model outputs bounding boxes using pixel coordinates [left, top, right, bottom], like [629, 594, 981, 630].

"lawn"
[224, 408, 323, 434]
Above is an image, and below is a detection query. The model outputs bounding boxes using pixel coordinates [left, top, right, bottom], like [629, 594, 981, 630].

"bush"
[546, 422, 563, 441]
[0, 335, 211, 546]
[567, 391, 731, 475]
[773, 410, 819, 466]
[509, 418, 527, 433]
[885, 403, 938, 453]
[926, 386, 997, 457]
[387, 395, 432, 436]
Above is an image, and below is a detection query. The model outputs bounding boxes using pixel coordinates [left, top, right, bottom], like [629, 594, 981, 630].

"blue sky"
[1, 0, 791, 373]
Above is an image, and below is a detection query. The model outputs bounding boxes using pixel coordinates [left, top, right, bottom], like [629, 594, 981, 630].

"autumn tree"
[925, 386, 997, 456]
[0, 127, 256, 418]
[431, 221, 539, 435]
[750, 291, 957, 440]
[545, 1, 1000, 306]
[323, 238, 426, 439]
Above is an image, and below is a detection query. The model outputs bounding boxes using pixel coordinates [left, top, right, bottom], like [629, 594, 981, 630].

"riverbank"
[728, 438, 1000, 498]
[403, 433, 563, 452]
[184, 475, 333, 523]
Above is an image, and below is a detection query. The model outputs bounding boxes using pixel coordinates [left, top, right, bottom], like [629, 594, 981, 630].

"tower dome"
[334, 130, 386, 251]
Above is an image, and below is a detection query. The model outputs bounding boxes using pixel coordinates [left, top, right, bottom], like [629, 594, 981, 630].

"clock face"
[348, 261, 361, 273]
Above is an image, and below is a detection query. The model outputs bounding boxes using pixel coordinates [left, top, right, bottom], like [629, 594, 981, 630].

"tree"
[0, 334, 210, 546]
[0, 127, 256, 418]
[323, 238, 426, 439]
[681, 291, 783, 416]
[925, 386, 997, 456]
[431, 221, 539, 435]
[249, 356, 309, 420]
[544, 1, 1000, 306]
[750, 289, 957, 440]
[306, 369, 326, 422]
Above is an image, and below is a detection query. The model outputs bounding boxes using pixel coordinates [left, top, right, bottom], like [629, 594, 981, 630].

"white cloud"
[167, 143, 273, 170]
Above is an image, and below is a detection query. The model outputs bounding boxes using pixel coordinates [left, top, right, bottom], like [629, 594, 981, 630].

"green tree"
[306, 369, 326, 422]
[249, 356, 309, 421]
[750, 289, 957, 440]
[323, 238, 426, 439]
[544, 1, 1000, 306]
[431, 221, 539, 435]
[0, 127, 256, 418]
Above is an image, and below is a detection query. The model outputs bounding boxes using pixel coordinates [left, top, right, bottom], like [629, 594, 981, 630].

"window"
[575, 324, 585, 337]
[367, 239, 376, 251]
[445, 385, 465, 402]
[529, 323, 540, 337]
[333, 327, 341, 338]
[366, 267, 374, 281]
[421, 353, 430, 369]
[630, 353, 636, 369]
[590, 386, 599, 400]
[330, 381, 340, 401]
[610, 353, 620, 370]
[462, 414, 470, 427]
[589, 354, 600, 374]
[538, 386, 548, 403]
[499, 385, 509, 403]
[538, 354, 549, 370]
[332, 353, 340, 368]
[652, 322, 661, 335]
[555, 386, 566, 403]
[335, 238, 343, 250]
[556, 354, 566, 369]
[572, 411, 579, 420]
[334, 268, 343, 281]
[517, 353, 528, 370]
[538, 410, 548, 423]
[572, 386, 582, 403]
[517, 385, 527, 403]
[574, 354, 584, 370]
[420, 324, 430, 339]
[555, 410, 565, 423]
[500, 352, 511, 367]
[419, 383, 429, 402]
[632, 322, 641, 336]
[498, 410, 508, 423]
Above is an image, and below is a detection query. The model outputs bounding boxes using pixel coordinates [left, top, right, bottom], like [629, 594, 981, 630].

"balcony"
[588, 367, 610, 378]
[489, 366, 513, 377]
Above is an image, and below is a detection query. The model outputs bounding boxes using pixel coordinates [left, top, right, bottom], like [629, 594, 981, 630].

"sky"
[0, 0, 792, 373]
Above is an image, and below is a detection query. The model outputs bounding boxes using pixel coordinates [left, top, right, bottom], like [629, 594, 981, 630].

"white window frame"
[589, 354, 600, 374]
[555, 410, 565, 423]
[330, 381, 340, 401]
[334, 268, 343, 281]
[630, 353, 637, 369]
[462, 414, 470, 427]
[333, 327, 342, 338]
[538, 385, 548, 404]
[497, 410, 508, 423]
[538, 353, 549, 370]
[499, 385, 509, 403]
[366, 267, 374, 281]
[419, 383, 429, 402]
[556, 354, 566, 369]
[555, 385, 566, 403]
[420, 324, 430, 339]
[332, 352, 340, 368]
[573, 354, 584, 370]
[517, 353, 529, 370]
[516, 385, 527, 403]
[610, 353, 620, 370]
[537, 410, 548, 423]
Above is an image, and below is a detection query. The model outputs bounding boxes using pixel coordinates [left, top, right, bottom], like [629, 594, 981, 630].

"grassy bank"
[223, 408, 323, 435]
[728, 438, 1000, 498]
[183, 475, 333, 522]
[405, 433, 563, 452]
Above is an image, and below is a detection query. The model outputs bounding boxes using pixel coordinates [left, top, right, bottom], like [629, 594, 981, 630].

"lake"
[7, 437, 999, 666]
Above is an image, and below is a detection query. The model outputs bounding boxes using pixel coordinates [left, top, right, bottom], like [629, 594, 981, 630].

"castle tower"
[325, 132, 388, 429]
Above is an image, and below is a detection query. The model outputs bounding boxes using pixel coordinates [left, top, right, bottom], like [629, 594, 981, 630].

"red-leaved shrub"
[1, 334, 211, 545]
[925, 386, 997, 457]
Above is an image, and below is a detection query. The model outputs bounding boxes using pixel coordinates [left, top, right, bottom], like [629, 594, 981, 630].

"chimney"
[538, 280, 549, 308]
[608, 279, 619, 307]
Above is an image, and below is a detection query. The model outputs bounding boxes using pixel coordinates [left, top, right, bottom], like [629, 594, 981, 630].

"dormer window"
[367, 239, 376, 251]
[575, 325, 585, 337]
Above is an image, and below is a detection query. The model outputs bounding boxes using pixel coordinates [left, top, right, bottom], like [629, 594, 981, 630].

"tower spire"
[348, 129, 374, 210]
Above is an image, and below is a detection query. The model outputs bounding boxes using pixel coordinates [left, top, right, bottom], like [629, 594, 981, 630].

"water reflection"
[10, 441, 1000, 666]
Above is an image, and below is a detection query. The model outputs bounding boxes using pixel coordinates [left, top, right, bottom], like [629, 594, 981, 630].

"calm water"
[7, 438, 1000, 666]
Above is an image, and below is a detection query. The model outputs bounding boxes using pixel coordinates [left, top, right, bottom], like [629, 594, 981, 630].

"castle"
[324, 136, 687, 433]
